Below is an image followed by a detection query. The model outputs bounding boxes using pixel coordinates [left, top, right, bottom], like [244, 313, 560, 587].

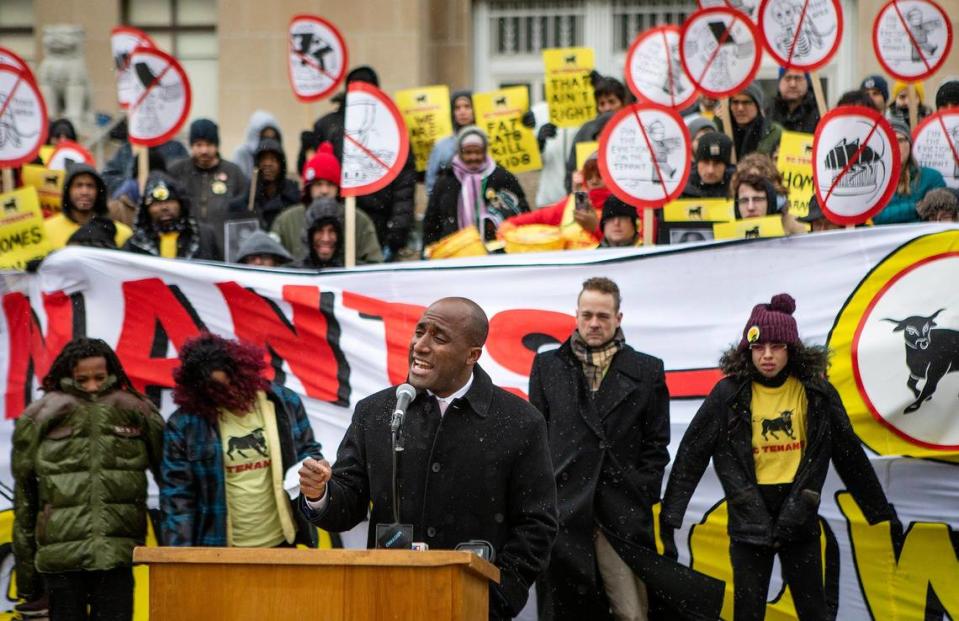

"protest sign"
[813, 106, 901, 225]
[713, 214, 785, 239]
[21, 164, 64, 216]
[699, 0, 760, 21]
[598, 103, 691, 207]
[288, 15, 348, 102]
[473, 87, 542, 174]
[0, 64, 48, 168]
[575, 141, 598, 170]
[758, 0, 843, 71]
[777, 131, 815, 219]
[542, 47, 596, 127]
[0, 46, 30, 75]
[126, 47, 191, 147]
[340, 82, 409, 197]
[664, 198, 735, 222]
[873, 0, 952, 82]
[110, 26, 156, 109]
[912, 110, 959, 189]
[48, 140, 96, 170]
[626, 26, 698, 110]
[681, 7, 762, 98]
[394, 85, 453, 173]
[0, 187, 50, 269]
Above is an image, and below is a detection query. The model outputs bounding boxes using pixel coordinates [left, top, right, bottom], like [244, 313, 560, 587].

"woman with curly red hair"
[160, 333, 323, 548]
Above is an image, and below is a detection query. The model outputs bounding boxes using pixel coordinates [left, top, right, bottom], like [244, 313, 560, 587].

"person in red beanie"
[660, 293, 898, 621]
[270, 142, 382, 264]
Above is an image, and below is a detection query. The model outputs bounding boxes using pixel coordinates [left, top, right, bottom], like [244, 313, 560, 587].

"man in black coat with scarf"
[530, 277, 670, 621]
[298, 297, 558, 620]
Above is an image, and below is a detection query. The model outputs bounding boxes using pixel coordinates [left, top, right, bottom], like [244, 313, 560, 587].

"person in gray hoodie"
[232, 110, 283, 179]
[234, 230, 294, 267]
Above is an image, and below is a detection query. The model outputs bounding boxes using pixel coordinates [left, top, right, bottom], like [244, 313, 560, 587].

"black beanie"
[695, 132, 733, 165]
[935, 80, 959, 109]
[189, 118, 219, 145]
[346, 66, 379, 87]
[601, 195, 638, 228]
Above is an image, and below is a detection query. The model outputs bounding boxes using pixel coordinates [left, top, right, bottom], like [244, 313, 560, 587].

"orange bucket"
[426, 226, 488, 259]
[504, 225, 565, 254]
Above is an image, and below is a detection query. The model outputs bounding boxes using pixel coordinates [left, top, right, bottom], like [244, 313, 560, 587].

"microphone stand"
[391, 410, 404, 524]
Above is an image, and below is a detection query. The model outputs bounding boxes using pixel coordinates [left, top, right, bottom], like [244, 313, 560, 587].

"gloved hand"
[661, 525, 678, 560]
[521, 110, 536, 129]
[537, 122, 558, 144]
[588, 69, 603, 88]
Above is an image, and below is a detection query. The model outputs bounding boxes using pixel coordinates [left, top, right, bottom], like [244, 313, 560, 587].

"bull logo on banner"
[883, 309, 959, 414]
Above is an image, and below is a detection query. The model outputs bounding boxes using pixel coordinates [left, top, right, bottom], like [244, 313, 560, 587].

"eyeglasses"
[729, 99, 756, 108]
[750, 343, 787, 352]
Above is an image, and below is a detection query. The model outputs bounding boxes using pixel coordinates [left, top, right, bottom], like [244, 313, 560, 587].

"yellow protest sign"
[713, 216, 785, 240]
[543, 48, 596, 128]
[394, 85, 454, 172]
[0, 187, 52, 269]
[473, 87, 542, 174]
[576, 141, 598, 171]
[664, 198, 735, 222]
[776, 131, 814, 219]
[22, 164, 64, 216]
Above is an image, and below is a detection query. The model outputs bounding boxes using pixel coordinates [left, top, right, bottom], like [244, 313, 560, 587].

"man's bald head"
[429, 297, 489, 347]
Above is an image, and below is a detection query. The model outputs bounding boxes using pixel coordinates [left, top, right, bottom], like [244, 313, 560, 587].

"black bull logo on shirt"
[226, 427, 267, 460]
[883, 309, 959, 414]
[761, 410, 795, 441]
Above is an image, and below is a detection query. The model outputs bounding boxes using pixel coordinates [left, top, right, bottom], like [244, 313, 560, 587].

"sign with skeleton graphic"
[912, 111, 959, 190]
[598, 103, 691, 208]
[680, 8, 762, 98]
[813, 106, 901, 225]
[126, 46, 191, 147]
[625, 26, 698, 110]
[758, 0, 842, 70]
[110, 26, 156, 110]
[873, 0, 953, 82]
[340, 82, 409, 197]
[0, 64, 48, 168]
[287, 15, 348, 103]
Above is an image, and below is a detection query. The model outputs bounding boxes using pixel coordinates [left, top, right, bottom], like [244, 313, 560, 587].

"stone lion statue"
[37, 24, 93, 129]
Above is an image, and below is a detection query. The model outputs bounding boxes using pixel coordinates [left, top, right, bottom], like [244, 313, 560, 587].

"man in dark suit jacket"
[530, 277, 670, 621]
[298, 297, 558, 620]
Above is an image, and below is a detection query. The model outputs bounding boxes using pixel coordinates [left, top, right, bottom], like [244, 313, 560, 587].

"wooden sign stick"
[907, 83, 919, 130]
[1, 168, 13, 193]
[345, 195, 356, 268]
[643, 208, 654, 246]
[137, 146, 150, 194]
[719, 98, 737, 164]
[810, 71, 827, 117]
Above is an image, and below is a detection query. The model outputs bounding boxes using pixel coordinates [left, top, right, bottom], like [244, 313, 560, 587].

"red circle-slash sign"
[111, 26, 156, 110]
[912, 110, 959, 189]
[48, 140, 96, 170]
[758, 0, 843, 71]
[288, 15, 348, 103]
[873, 0, 952, 82]
[340, 82, 409, 197]
[0, 64, 48, 168]
[598, 103, 691, 209]
[0, 46, 31, 77]
[813, 106, 902, 226]
[625, 26, 699, 110]
[126, 46, 192, 147]
[680, 7, 763, 98]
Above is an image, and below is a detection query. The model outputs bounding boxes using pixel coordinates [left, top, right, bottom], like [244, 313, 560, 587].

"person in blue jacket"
[873, 118, 945, 224]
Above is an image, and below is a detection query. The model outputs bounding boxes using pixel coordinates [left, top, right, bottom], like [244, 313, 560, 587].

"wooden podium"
[133, 547, 499, 620]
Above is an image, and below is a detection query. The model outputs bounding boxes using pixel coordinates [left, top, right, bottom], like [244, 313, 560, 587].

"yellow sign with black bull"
[473, 87, 542, 174]
[713, 215, 785, 240]
[0, 187, 51, 270]
[543, 47, 596, 128]
[664, 198, 735, 222]
[21, 164, 64, 216]
[776, 131, 814, 220]
[394, 85, 454, 173]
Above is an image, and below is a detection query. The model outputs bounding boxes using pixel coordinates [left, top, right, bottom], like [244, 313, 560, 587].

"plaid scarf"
[570, 328, 625, 392]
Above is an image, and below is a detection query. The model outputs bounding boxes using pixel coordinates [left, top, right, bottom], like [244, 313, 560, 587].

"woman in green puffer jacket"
[12, 338, 164, 621]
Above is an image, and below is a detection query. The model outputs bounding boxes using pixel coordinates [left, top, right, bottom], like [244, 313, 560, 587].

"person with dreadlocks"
[159, 333, 323, 548]
[12, 338, 163, 620]
[660, 294, 898, 621]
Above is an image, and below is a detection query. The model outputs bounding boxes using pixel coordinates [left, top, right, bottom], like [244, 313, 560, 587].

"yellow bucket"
[426, 226, 488, 259]
[562, 228, 599, 250]
[504, 225, 565, 254]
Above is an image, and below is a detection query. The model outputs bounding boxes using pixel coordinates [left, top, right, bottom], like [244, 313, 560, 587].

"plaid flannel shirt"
[159, 384, 322, 546]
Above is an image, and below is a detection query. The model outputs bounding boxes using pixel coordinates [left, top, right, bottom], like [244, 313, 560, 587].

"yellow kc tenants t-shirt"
[219, 401, 286, 547]
[751, 376, 808, 485]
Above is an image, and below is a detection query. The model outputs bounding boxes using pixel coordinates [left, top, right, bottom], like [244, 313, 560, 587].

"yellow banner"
[394, 85, 454, 172]
[473, 87, 542, 174]
[664, 198, 735, 222]
[0, 187, 52, 270]
[776, 131, 814, 220]
[543, 47, 597, 128]
[21, 164, 64, 216]
[575, 141, 598, 171]
[713, 215, 785, 240]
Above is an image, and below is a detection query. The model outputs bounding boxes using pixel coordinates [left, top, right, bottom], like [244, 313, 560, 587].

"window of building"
[612, 0, 695, 52]
[0, 0, 35, 66]
[122, 0, 218, 122]
[488, 2, 586, 56]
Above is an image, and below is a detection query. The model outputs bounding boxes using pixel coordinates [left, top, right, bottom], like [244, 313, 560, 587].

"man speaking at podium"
[298, 297, 558, 620]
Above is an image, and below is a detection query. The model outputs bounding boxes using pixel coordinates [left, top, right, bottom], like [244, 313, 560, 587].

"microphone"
[391, 383, 416, 435]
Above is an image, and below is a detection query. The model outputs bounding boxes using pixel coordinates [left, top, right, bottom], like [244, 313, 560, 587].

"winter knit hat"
[302, 142, 341, 185]
[456, 125, 488, 150]
[601, 195, 637, 228]
[739, 293, 799, 350]
[189, 118, 219, 145]
[695, 132, 733, 165]
[892, 81, 925, 104]
[935, 79, 959, 109]
[235, 230, 293, 265]
[889, 117, 912, 146]
[861, 75, 890, 102]
[686, 115, 717, 139]
[346, 65, 379, 87]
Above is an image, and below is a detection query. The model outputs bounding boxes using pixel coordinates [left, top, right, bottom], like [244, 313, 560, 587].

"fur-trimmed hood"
[719, 341, 830, 383]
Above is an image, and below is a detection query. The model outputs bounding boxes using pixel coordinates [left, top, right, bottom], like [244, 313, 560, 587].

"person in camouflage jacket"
[12, 338, 163, 620]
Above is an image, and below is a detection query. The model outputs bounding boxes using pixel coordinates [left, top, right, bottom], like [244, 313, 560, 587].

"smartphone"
[574, 191, 590, 212]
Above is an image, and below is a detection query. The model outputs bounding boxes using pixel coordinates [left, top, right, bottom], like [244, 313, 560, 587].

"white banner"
[2, 225, 958, 619]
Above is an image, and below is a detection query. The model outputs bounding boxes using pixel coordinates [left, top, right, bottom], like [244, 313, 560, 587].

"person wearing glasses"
[659, 294, 898, 621]
[720, 84, 782, 160]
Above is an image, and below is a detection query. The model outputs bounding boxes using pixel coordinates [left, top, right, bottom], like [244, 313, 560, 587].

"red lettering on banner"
[216, 282, 348, 404]
[343, 292, 425, 386]
[486, 309, 576, 376]
[114, 279, 204, 393]
[2, 291, 74, 418]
